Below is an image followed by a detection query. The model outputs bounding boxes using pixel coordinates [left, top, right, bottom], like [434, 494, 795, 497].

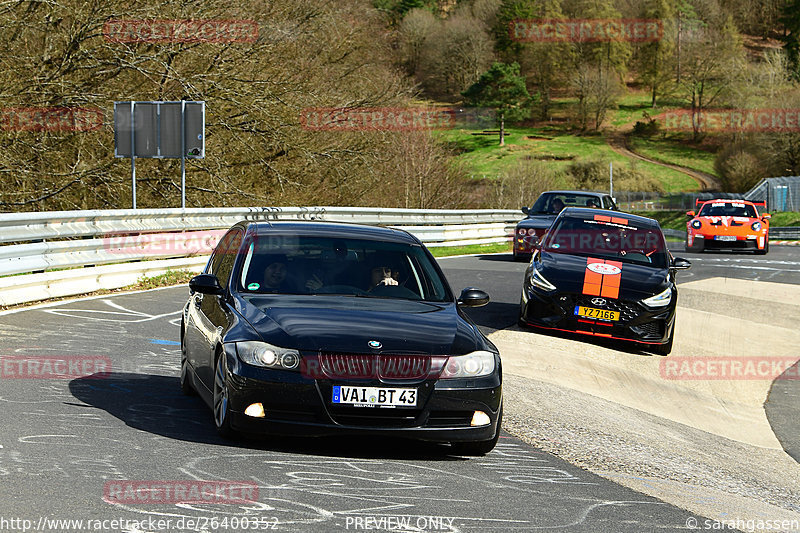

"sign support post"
[181, 100, 186, 209]
[130, 101, 136, 209]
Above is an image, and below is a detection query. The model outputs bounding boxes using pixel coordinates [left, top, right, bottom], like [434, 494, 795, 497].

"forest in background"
[0, 0, 799, 211]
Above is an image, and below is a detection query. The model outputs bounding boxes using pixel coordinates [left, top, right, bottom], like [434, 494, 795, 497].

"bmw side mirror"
[521, 206, 529, 215]
[458, 287, 490, 307]
[189, 274, 224, 295]
[670, 257, 691, 270]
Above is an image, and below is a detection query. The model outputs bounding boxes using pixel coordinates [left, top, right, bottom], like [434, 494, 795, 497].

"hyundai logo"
[590, 298, 607, 306]
[368, 340, 382, 349]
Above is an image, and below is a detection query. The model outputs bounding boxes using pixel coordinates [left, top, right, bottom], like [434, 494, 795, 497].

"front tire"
[180, 329, 196, 396]
[213, 354, 236, 438]
[449, 405, 502, 456]
[180, 351, 196, 396]
[685, 238, 703, 253]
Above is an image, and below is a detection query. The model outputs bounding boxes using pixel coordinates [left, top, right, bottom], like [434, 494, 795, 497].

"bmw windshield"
[543, 214, 669, 268]
[237, 234, 452, 302]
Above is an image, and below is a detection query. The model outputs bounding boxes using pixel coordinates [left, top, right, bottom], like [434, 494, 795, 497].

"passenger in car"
[369, 265, 399, 289]
[259, 254, 297, 292]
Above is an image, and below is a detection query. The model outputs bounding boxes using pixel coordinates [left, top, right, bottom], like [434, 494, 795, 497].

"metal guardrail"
[0, 207, 521, 307]
[663, 227, 800, 240]
[772, 227, 800, 239]
[0, 206, 519, 244]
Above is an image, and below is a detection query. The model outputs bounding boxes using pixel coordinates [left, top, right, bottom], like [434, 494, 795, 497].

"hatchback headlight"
[236, 341, 300, 370]
[641, 286, 672, 308]
[751, 221, 761, 231]
[440, 351, 496, 379]
[530, 264, 556, 291]
[690, 220, 702, 229]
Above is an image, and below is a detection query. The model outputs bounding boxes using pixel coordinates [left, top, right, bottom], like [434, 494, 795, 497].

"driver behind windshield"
[545, 218, 667, 267]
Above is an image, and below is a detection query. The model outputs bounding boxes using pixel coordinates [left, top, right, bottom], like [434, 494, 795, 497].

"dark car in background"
[514, 190, 618, 261]
[518, 208, 691, 355]
[181, 221, 503, 455]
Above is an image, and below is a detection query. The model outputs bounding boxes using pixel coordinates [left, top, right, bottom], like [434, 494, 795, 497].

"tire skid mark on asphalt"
[42, 298, 181, 323]
[101, 448, 676, 531]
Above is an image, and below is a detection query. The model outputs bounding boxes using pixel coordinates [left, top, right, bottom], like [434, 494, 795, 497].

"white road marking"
[42, 299, 181, 323]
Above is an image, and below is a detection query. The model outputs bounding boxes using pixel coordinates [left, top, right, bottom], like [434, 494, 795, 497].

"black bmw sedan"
[519, 208, 691, 355]
[181, 221, 502, 455]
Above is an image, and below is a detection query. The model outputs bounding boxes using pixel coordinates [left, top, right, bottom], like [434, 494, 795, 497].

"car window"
[206, 229, 236, 275]
[237, 234, 452, 302]
[603, 196, 617, 210]
[544, 215, 668, 268]
[211, 229, 243, 290]
[698, 202, 757, 217]
[530, 193, 604, 214]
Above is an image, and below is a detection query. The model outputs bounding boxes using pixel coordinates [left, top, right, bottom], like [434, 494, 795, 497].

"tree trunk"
[676, 11, 682, 83]
[499, 112, 505, 146]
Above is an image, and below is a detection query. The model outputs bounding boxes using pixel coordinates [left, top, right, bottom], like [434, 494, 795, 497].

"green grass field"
[629, 137, 719, 177]
[440, 126, 699, 193]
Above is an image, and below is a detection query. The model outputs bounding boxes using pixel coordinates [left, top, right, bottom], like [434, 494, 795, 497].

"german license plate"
[715, 235, 737, 241]
[574, 306, 619, 321]
[332, 386, 417, 407]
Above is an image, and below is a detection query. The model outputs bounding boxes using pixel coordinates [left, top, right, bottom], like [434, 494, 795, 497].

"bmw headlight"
[690, 220, 702, 229]
[529, 264, 556, 291]
[641, 286, 672, 308]
[440, 351, 496, 379]
[751, 221, 761, 231]
[236, 341, 300, 370]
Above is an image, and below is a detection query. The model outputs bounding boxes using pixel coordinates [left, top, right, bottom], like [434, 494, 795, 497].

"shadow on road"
[68, 373, 466, 461]
[765, 360, 800, 464]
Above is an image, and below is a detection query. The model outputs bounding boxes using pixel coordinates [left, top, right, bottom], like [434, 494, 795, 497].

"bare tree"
[571, 63, 623, 132]
[398, 8, 438, 76]
[0, 0, 434, 211]
[417, 13, 495, 99]
[677, 14, 746, 140]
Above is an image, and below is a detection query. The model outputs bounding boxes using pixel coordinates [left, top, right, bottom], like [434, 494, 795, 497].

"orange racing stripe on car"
[582, 258, 604, 296]
[581, 258, 622, 299]
[611, 217, 628, 225]
[600, 260, 622, 299]
[594, 214, 611, 222]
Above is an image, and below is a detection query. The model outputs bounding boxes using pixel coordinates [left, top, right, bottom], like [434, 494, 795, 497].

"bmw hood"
[517, 215, 557, 230]
[236, 296, 485, 355]
[538, 251, 669, 300]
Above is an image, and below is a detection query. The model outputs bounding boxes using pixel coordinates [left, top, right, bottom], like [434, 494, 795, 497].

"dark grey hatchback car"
[181, 220, 503, 455]
[514, 190, 618, 261]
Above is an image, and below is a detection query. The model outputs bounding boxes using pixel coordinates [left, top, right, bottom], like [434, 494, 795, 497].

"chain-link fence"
[744, 176, 800, 212]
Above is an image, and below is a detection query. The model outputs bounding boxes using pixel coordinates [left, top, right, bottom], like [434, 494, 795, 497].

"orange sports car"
[685, 199, 770, 254]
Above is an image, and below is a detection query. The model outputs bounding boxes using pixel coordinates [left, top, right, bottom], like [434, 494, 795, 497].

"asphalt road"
[2, 246, 797, 532]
